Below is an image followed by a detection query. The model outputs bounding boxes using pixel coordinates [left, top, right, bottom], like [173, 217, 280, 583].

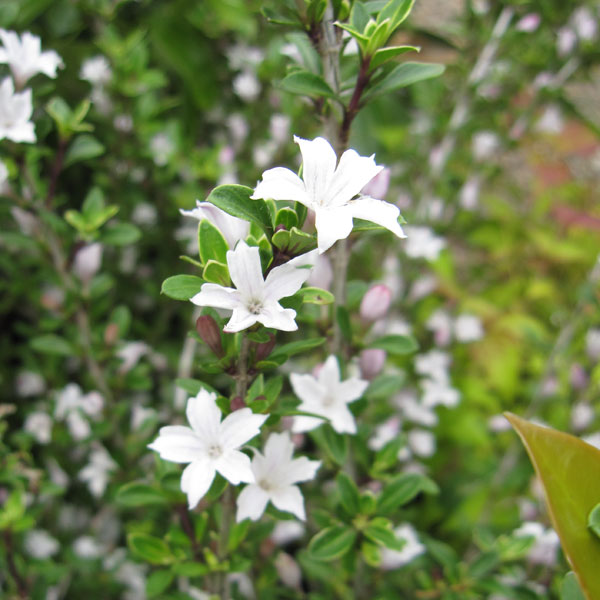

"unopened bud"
[73, 243, 103, 283]
[104, 322, 119, 346]
[230, 396, 245, 411]
[275, 552, 302, 589]
[196, 315, 224, 357]
[360, 284, 392, 322]
[359, 348, 386, 379]
[255, 333, 276, 361]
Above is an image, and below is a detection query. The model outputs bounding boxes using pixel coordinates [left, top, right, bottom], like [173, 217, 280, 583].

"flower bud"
[230, 396, 245, 411]
[73, 243, 103, 283]
[255, 333, 276, 362]
[360, 284, 392, 322]
[275, 552, 302, 589]
[516, 13, 541, 32]
[359, 348, 386, 380]
[196, 315, 224, 357]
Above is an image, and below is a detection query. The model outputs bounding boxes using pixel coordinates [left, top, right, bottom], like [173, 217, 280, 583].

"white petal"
[318, 355, 341, 389]
[314, 206, 354, 254]
[348, 196, 406, 239]
[263, 431, 295, 463]
[292, 415, 325, 433]
[191, 283, 240, 310]
[329, 404, 357, 435]
[336, 378, 369, 404]
[220, 408, 268, 450]
[186, 390, 221, 441]
[257, 304, 298, 331]
[38, 50, 63, 78]
[326, 149, 384, 207]
[294, 136, 337, 204]
[251, 166, 311, 205]
[215, 449, 255, 484]
[270, 485, 306, 520]
[235, 484, 270, 522]
[227, 241, 265, 301]
[264, 249, 318, 300]
[181, 459, 216, 509]
[290, 373, 326, 406]
[148, 426, 204, 463]
[223, 307, 258, 333]
[281, 456, 321, 486]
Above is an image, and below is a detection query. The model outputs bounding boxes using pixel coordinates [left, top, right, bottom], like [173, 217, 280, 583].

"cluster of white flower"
[0, 29, 63, 143]
[426, 308, 484, 346]
[54, 383, 104, 440]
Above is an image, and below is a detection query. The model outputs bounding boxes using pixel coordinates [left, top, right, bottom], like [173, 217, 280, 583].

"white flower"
[79, 445, 117, 498]
[290, 355, 369, 434]
[472, 131, 499, 161]
[571, 403, 594, 431]
[73, 243, 103, 283]
[24, 411, 52, 444]
[0, 30, 63, 87]
[380, 524, 425, 569]
[15, 370, 44, 396]
[150, 132, 174, 166]
[535, 105, 564, 135]
[252, 136, 405, 253]
[233, 70, 261, 102]
[514, 522, 560, 566]
[0, 77, 35, 142]
[426, 309, 452, 347]
[131, 403, 156, 430]
[585, 328, 600, 360]
[73, 536, 102, 559]
[270, 114, 290, 144]
[236, 432, 320, 522]
[191, 241, 317, 333]
[408, 429, 436, 457]
[572, 7, 597, 41]
[557, 27, 577, 56]
[148, 389, 268, 509]
[403, 226, 445, 261]
[116, 342, 150, 374]
[80, 55, 112, 87]
[271, 521, 305, 545]
[368, 417, 401, 451]
[24, 530, 59, 559]
[454, 314, 484, 343]
[415, 350, 451, 382]
[421, 379, 460, 409]
[180, 201, 250, 249]
[488, 414, 511, 432]
[459, 176, 480, 210]
[54, 383, 103, 440]
[395, 392, 438, 427]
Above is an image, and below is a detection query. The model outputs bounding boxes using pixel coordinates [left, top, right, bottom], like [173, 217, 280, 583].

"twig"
[45, 137, 67, 209]
[3, 530, 28, 598]
[174, 307, 202, 409]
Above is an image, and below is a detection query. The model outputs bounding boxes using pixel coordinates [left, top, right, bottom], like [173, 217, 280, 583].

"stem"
[339, 57, 372, 152]
[45, 137, 67, 209]
[3, 530, 28, 598]
[176, 503, 201, 561]
[217, 486, 233, 600]
[235, 333, 252, 399]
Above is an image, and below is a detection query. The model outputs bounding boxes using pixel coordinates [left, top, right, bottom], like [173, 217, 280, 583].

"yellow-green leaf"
[505, 413, 600, 600]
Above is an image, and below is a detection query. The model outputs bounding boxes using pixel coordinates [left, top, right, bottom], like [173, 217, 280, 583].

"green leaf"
[373, 436, 405, 473]
[588, 503, 600, 540]
[175, 378, 218, 396]
[365, 373, 405, 399]
[369, 334, 418, 355]
[203, 259, 230, 286]
[506, 413, 600, 600]
[30, 334, 73, 356]
[280, 70, 336, 99]
[205, 185, 272, 235]
[363, 517, 405, 551]
[308, 525, 357, 561]
[297, 287, 335, 305]
[269, 337, 326, 362]
[274, 207, 298, 230]
[336, 306, 352, 342]
[127, 533, 174, 565]
[337, 472, 361, 516]
[0, 490, 25, 529]
[161, 275, 203, 301]
[562, 572, 586, 600]
[366, 62, 445, 99]
[146, 570, 174, 597]
[350, 0, 370, 32]
[272, 226, 317, 254]
[312, 425, 348, 466]
[365, 18, 391, 56]
[115, 482, 168, 507]
[198, 219, 229, 264]
[370, 45, 419, 70]
[361, 540, 381, 567]
[101, 222, 141, 245]
[377, 473, 432, 514]
[64, 134, 105, 167]
[377, 0, 415, 31]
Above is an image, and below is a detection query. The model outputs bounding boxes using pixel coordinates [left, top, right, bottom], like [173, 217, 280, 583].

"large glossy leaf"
[506, 413, 600, 600]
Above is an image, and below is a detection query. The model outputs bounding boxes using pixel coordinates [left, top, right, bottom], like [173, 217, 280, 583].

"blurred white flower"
[572, 7, 597, 41]
[79, 445, 117, 498]
[0, 77, 35, 142]
[514, 522, 560, 566]
[585, 328, 600, 360]
[535, 105, 564, 134]
[459, 176, 480, 210]
[114, 113, 133, 133]
[0, 29, 63, 87]
[472, 131, 499, 161]
[117, 341, 150, 374]
[488, 414, 511, 432]
[54, 383, 103, 440]
[226, 113, 249, 145]
[403, 226, 445, 261]
[396, 393, 438, 427]
[454, 314, 484, 342]
[148, 389, 268, 509]
[253, 140, 277, 168]
[180, 200, 249, 249]
[426, 309, 453, 347]
[515, 13, 541, 32]
[271, 520, 305, 545]
[115, 561, 147, 600]
[73, 536, 103, 559]
[307, 253, 333, 290]
[24, 530, 59, 559]
[291, 355, 369, 435]
[131, 202, 157, 226]
[359, 348, 386, 380]
[226, 44, 264, 70]
[368, 417, 401, 451]
[409, 275, 438, 300]
[408, 429, 436, 457]
[415, 350, 451, 382]
[557, 27, 577, 56]
[15, 370, 44, 396]
[24, 411, 52, 444]
[361, 167, 391, 199]
[236, 431, 320, 521]
[421, 379, 460, 409]
[191, 242, 317, 333]
[270, 114, 290, 144]
[571, 403, 594, 431]
[275, 552, 302, 589]
[80, 55, 112, 87]
[73, 243, 103, 283]
[380, 524, 425, 569]
[360, 284, 392, 322]
[252, 136, 405, 253]
[233, 70, 261, 102]
[131, 403, 156, 430]
[150, 132, 175, 166]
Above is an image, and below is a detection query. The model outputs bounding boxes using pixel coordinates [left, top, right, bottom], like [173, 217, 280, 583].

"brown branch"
[175, 503, 201, 561]
[339, 57, 372, 151]
[3, 530, 28, 598]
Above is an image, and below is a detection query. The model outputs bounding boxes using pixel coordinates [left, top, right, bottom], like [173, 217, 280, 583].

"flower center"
[247, 298, 263, 315]
[258, 478, 272, 491]
[322, 395, 335, 407]
[207, 443, 223, 459]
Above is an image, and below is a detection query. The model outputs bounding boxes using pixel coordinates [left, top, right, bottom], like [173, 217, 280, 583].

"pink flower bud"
[360, 284, 392, 322]
[516, 13, 541, 32]
[361, 168, 390, 199]
[255, 333, 276, 361]
[230, 395, 245, 411]
[359, 348, 386, 379]
[196, 315, 224, 357]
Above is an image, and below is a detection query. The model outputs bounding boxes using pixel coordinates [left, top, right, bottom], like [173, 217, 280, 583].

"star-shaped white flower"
[0, 30, 63, 87]
[290, 355, 369, 434]
[191, 241, 318, 333]
[148, 389, 268, 509]
[236, 432, 320, 522]
[251, 135, 406, 253]
[0, 77, 35, 143]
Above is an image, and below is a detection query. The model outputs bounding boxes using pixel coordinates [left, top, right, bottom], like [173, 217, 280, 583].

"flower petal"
[227, 241, 265, 301]
[329, 404, 357, 435]
[270, 485, 306, 520]
[326, 149, 384, 207]
[264, 249, 318, 300]
[220, 408, 268, 450]
[292, 414, 325, 433]
[148, 426, 204, 463]
[336, 378, 369, 404]
[290, 373, 326, 406]
[281, 456, 321, 486]
[294, 136, 337, 204]
[314, 206, 354, 254]
[181, 459, 216, 509]
[223, 307, 258, 333]
[251, 167, 311, 205]
[257, 304, 298, 331]
[191, 283, 240, 310]
[348, 196, 406, 239]
[236, 484, 270, 522]
[215, 449, 255, 484]
[186, 390, 221, 441]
